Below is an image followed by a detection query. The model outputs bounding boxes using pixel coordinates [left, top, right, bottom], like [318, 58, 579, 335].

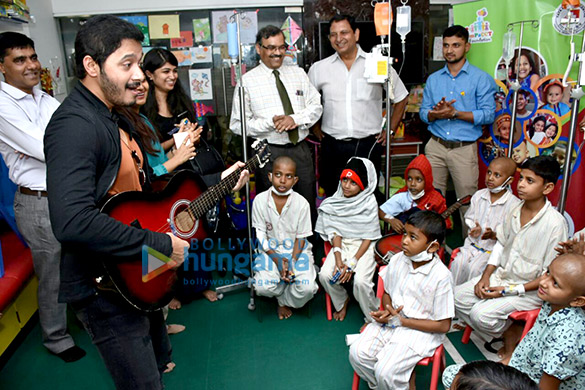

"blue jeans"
[72, 292, 171, 390]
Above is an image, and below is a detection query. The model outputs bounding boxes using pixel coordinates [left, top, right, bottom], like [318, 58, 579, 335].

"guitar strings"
[149, 153, 263, 235]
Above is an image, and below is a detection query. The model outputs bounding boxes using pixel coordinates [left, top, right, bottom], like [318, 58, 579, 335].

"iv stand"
[505, 20, 539, 158]
[384, 4, 394, 205]
[215, 12, 256, 312]
[558, 28, 585, 213]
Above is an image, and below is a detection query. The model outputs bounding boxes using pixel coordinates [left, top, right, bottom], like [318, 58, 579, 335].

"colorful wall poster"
[189, 69, 213, 100]
[454, 0, 585, 233]
[171, 31, 194, 49]
[212, 10, 257, 44]
[193, 18, 211, 42]
[191, 46, 212, 64]
[119, 15, 150, 46]
[148, 15, 180, 39]
[171, 50, 192, 66]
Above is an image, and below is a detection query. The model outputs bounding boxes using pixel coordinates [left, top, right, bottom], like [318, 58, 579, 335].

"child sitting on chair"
[454, 155, 568, 364]
[379, 154, 448, 234]
[508, 253, 585, 388]
[451, 157, 521, 285]
[349, 211, 453, 390]
[316, 157, 381, 322]
[252, 156, 318, 319]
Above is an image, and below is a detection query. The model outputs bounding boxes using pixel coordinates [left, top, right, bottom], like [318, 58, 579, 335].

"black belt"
[18, 186, 48, 197]
[431, 135, 475, 149]
[270, 140, 304, 149]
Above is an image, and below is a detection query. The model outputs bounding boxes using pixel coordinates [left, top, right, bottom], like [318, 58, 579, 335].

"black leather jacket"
[44, 82, 172, 303]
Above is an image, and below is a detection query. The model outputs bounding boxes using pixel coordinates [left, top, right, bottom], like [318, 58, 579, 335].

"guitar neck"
[188, 155, 261, 218]
[441, 201, 462, 220]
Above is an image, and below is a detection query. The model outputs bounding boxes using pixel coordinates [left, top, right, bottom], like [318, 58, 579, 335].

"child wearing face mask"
[539, 81, 570, 117]
[454, 156, 568, 364]
[316, 157, 382, 322]
[349, 210, 454, 390]
[252, 156, 318, 320]
[450, 157, 521, 286]
[379, 154, 448, 234]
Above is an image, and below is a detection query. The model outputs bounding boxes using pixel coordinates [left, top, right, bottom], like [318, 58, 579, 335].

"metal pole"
[384, 3, 393, 203]
[507, 22, 524, 157]
[215, 12, 256, 309]
[558, 30, 585, 213]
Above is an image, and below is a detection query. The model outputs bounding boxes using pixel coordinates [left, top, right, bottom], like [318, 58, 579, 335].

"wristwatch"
[451, 110, 458, 120]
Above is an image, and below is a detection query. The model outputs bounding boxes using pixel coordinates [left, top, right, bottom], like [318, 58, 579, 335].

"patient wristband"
[347, 256, 358, 270]
[384, 315, 402, 329]
[332, 247, 342, 254]
[502, 284, 525, 297]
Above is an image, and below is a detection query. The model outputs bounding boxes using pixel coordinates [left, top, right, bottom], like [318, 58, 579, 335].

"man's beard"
[99, 69, 139, 107]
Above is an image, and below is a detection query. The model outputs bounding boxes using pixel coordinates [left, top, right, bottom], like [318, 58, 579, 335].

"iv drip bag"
[502, 31, 516, 64]
[374, 2, 392, 36]
[396, 5, 411, 40]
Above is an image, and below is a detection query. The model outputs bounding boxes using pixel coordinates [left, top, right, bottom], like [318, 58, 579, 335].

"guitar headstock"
[457, 195, 472, 207]
[252, 139, 271, 168]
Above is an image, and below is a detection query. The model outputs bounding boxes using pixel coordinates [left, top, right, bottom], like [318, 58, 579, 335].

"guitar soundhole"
[170, 200, 199, 239]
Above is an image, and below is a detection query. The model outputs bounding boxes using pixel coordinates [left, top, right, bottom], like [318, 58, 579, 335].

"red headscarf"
[396, 154, 447, 216]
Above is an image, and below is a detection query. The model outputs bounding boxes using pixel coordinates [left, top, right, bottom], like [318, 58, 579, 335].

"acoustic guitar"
[374, 195, 472, 266]
[99, 140, 270, 311]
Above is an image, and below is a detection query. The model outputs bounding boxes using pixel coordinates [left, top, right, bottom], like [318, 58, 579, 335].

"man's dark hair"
[443, 25, 469, 42]
[405, 210, 446, 245]
[0, 32, 34, 62]
[521, 155, 561, 184]
[255, 25, 284, 46]
[454, 361, 538, 390]
[74, 14, 143, 79]
[329, 14, 358, 33]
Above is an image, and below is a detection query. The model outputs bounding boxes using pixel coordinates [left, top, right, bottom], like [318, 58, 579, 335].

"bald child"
[508, 253, 585, 389]
[451, 157, 521, 285]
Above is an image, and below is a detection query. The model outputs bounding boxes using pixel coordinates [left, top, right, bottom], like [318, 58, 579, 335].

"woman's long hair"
[141, 48, 196, 139]
[116, 106, 158, 155]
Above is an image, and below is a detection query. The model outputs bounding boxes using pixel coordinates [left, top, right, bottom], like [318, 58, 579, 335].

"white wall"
[51, 0, 303, 17]
[0, 0, 68, 100]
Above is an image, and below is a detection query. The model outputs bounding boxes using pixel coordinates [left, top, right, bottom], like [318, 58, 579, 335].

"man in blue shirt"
[420, 25, 496, 230]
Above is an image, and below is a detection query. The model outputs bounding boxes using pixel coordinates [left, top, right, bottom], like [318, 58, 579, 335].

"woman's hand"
[187, 125, 203, 146]
[171, 136, 196, 165]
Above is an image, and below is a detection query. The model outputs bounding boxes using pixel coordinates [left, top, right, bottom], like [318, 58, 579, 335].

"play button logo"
[142, 245, 177, 282]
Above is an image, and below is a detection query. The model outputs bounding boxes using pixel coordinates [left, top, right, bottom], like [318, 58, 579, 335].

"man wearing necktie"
[230, 25, 323, 225]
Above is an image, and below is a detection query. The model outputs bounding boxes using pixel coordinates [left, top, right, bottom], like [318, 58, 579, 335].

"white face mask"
[270, 186, 293, 196]
[407, 240, 437, 263]
[410, 189, 425, 201]
[488, 176, 512, 194]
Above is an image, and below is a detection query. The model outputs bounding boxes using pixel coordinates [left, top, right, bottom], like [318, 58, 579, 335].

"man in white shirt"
[0, 32, 84, 362]
[230, 25, 322, 223]
[308, 14, 408, 200]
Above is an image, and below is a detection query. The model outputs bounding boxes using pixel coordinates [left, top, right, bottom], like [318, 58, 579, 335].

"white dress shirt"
[308, 45, 409, 140]
[0, 81, 59, 190]
[379, 253, 454, 356]
[229, 61, 323, 145]
[488, 199, 568, 285]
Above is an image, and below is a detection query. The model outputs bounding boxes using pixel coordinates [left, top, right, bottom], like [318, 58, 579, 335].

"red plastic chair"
[461, 308, 540, 344]
[352, 266, 447, 390]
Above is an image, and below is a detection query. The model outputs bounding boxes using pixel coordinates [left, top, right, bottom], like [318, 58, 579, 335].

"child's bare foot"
[202, 289, 218, 302]
[333, 298, 350, 321]
[169, 298, 182, 310]
[164, 362, 176, 373]
[167, 324, 186, 335]
[278, 305, 292, 320]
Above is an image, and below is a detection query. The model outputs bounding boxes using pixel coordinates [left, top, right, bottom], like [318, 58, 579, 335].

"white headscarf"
[315, 157, 382, 241]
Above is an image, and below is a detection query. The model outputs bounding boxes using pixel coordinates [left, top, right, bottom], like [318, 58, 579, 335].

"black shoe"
[484, 338, 504, 354]
[52, 346, 86, 362]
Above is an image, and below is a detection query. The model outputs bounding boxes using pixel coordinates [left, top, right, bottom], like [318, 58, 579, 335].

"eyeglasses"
[260, 44, 287, 52]
[130, 150, 146, 186]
